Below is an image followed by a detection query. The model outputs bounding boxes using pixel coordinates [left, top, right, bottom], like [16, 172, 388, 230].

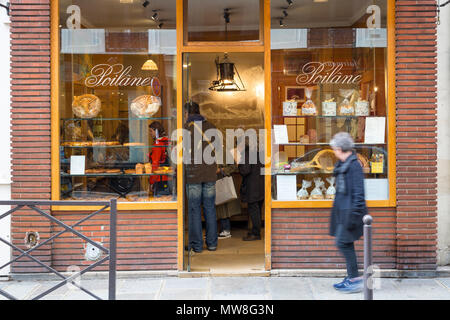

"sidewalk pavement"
[1, 273, 450, 300]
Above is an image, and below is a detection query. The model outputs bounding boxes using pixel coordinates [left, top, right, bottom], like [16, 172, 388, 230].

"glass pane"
[59, 0, 177, 203]
[270, 0, 389, 201]
[186, 0, 260, 42]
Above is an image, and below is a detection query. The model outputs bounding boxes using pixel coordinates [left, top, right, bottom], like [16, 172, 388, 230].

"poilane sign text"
[85, 63, 154, 87]
[296, 61, 362, 86]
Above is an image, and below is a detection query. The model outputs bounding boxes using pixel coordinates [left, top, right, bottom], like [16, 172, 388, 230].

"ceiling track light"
[152, 11, 159, 21]
[223, 8, 231, 24]
[286, 0, 293, 6]
[142, 0, 150, 8]
[283, 10, 288, 17]
[279, 19, 285, 27]
[158, 22, 164, 29]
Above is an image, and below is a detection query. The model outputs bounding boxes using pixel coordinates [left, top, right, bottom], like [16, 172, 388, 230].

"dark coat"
[183, 115, 218, 184]
[329, 153, 367, 243]
[238, 146, 264, 203]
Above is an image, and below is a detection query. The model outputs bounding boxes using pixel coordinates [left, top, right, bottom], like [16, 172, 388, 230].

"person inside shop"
[329, 132, 366, 293]
[234, 135, 264, 241]
[148, 121, 171, 197]
[183, 101, 218, 252]
[216, 145, 241, 239]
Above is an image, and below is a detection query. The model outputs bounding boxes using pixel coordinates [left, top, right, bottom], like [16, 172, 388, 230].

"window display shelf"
[61, 172, 175, 177]
[61, 117, 174, 121]
[61, 145, 172, 149]
[276, 142, 386, 146]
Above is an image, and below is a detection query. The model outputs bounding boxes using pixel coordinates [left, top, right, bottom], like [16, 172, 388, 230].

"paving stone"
[308, 278, 363, 300]
[118, 279, 162, 294]
[163, 277, 208, 290]
[267, 277, 314, 300]
[159, 288, 207, 300]
[210, 277, 268, 299]
[117, 293, 157, 300]
[392, 279, 450, 300]
[0, 282, 41, 300]
[436, 278, 450, 290]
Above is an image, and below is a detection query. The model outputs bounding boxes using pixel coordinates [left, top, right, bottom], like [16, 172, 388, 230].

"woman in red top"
[148, 121, 171, 196]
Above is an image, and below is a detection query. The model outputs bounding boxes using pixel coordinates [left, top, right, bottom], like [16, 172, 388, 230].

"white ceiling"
[59, 0, 387, 30]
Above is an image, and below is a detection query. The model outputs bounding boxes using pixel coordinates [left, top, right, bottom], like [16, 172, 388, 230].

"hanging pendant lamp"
[209, 54, 246, 92]
[141, 59, 158, 71]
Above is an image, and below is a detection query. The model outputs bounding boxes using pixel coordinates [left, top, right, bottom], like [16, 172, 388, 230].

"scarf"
[333, 153, 357, 195]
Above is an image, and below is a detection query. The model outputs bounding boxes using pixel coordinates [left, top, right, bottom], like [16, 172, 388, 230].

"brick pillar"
[10, 0, 52, 273]
[395, 0, 438, 270]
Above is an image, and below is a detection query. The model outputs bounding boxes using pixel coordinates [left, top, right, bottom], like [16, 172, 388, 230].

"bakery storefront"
[10, 0, 438, 274]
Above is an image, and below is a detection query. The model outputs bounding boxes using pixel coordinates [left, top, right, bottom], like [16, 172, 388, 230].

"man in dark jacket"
[236, 140, 265, 241]
[329, 132, 367, 293]
[183, 101, 218, 252]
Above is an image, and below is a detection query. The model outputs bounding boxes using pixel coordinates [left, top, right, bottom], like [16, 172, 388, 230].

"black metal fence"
[0, 199, 117, 300]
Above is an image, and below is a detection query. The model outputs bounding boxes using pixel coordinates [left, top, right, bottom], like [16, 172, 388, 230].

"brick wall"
[51, 211, 178, 272]
[272, 208, 397, 270]
[395, 0, 438, 270]
[10, 0, 52, 273]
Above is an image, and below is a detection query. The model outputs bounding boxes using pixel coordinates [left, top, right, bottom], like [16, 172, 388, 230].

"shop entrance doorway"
[182, 52, 266, 274]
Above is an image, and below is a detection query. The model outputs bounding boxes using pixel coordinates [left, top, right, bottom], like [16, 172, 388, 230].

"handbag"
[215, 175, 238, 205]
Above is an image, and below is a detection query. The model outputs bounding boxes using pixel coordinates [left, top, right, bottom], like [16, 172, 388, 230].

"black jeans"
[336, 239, 359, 279]
[247, 200, 263, 236]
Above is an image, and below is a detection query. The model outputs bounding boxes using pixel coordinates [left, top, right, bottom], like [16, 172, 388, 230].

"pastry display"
[124, 142, 145, 147]
[326, 177, 336, 200]
[283, 100, 298, 116]
[144, 163, 152, 174]
[130, 95, 161, 118]
[322, 98, 337, 116]
[153, 166, 173, 174]
[355, 99, 370, 116]
[124, 169, 136, 174]
[135, 163, 144, 174]
[357, 153, 371, 173]
[299, 135, 310, 144]
[309, 178, 325, 200]
[338, 89, 355, 116]
[290, 149, 337, 173]
[308, 129, 317, 143]
[297, 180, 312, 200]
[72, 94, 101, 118]
[301, 87, 318, 116]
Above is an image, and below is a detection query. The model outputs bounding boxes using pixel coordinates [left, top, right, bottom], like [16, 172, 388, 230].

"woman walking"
[329, 132, 367, 293]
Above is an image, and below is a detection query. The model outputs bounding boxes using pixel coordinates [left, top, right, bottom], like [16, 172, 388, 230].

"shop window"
[270, 0, 390, 202]
[58, 0, 177, 203]
[185, 0, 261, 42]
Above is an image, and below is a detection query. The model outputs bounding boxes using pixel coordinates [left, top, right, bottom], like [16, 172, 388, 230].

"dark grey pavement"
[1, 273, 450, 300]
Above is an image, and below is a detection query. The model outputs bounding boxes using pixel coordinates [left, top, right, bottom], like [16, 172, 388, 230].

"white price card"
[273, 125, 289, 145]
[70, 155, 85, 175]
[364, 117, 386, 144]
[276, 175, 297, 201]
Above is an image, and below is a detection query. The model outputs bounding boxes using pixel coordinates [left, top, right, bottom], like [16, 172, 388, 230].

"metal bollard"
[363, 214, 373, 300]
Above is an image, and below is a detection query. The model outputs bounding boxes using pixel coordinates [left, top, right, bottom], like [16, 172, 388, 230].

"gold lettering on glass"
[295, 62, 362, 86]
[85, 64, 155, 88]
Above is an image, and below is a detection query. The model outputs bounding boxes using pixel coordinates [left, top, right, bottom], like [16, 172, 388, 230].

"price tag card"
[70, 155, 85, 175]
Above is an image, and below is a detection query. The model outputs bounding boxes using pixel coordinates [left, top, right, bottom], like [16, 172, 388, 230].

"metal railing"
[363, 214, 373, 300]
[0, 199, 117, 300]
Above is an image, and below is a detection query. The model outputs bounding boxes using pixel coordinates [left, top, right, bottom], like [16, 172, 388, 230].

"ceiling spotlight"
[286, 0, 293, 6]
[158, 22, 164, 29]
[283, 10, 288, 17]
[224, 8, 231, 24]
[279, 19, 285, 27]
[142, 0, 150, 8]
[152, 11, 159, 21]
